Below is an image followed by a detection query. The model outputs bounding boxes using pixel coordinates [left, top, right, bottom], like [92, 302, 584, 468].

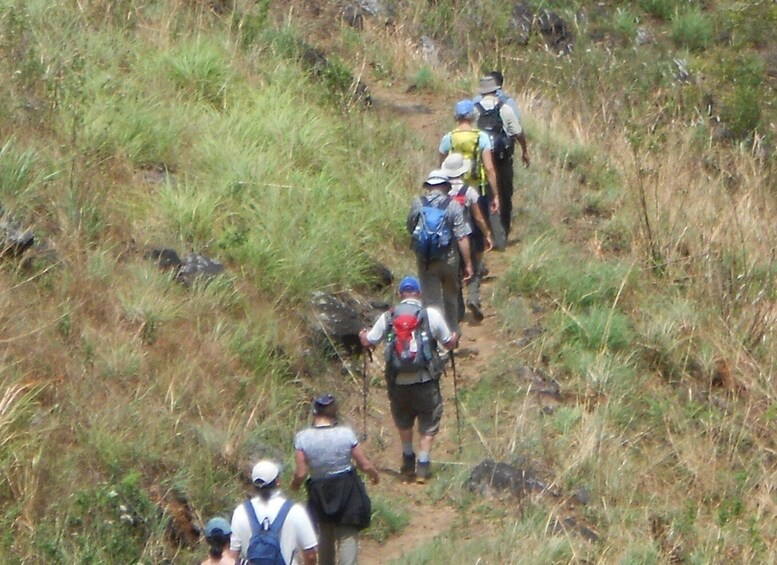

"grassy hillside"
[0, 0, 774, 563]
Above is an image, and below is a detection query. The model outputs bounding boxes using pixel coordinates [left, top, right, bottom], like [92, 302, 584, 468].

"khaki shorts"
[387, 380, 443, 435]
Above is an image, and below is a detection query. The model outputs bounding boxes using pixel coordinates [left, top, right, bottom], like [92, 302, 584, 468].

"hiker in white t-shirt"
[228, 460, 318, 565]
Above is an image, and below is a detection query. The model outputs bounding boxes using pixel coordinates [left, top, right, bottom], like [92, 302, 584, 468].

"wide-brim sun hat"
[478, 75, 499, 95]
[441, 153, 471, 179]
[424, 169, 450, 186]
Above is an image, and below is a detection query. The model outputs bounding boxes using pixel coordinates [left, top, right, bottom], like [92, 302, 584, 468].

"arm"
[301, 548, 318, 565]
[515, 131, 530, 167]
[442, 331, 460, 350]
[457, 235, 473, 282]
[359, 313, 388, 350]
[470, 199, 493, 251]
[290, 449, 308, 491]
[351, 444, 380, 484]
[482, 149, 500, 213]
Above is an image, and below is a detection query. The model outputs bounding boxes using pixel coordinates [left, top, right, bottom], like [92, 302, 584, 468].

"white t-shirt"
[230, 491, 317, 564]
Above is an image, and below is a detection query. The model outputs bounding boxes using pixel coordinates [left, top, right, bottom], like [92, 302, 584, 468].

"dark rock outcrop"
[0, 205, 35, 257]
[466, 458, 557, 498]
[146, 247, 225, 287]
[308, 291, 377, 357]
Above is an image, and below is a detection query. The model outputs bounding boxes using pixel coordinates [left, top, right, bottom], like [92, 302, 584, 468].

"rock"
[176, 253, 225, 287]
[636, 26, 655, 46]
[341, 4, 364, 30]
[466, 459, 556, 498]
[0, 206, 35, 257]
[673, 58, 691, 83]
[537, 9, 574, 53]
[420, 35, 439, 65]
[358, 0, 383, 16]
[511, 2, 534, 46]
[516, 365, 561, 401]
[308, 291, 376, 356]
[146, 248, 182, 270]
[363, 259, 393, 290]
[145, 247, 224, 287]
[547, 517, 599, 542]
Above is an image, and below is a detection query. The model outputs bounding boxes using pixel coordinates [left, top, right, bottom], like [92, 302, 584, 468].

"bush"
[671, 8, 713, 52]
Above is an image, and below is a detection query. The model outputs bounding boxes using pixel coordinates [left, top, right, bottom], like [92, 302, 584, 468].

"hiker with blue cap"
[292, 394, 379, 565]
[406, 168, 474, 336]
[201, 517, 235, 565]
[438, 99, 500, 219]
[359, 275, 459, 483]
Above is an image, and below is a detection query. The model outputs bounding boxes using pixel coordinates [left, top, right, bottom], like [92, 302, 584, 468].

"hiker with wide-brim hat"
[473, 74, 530, 250]
[291, 394, 379, 565]
[442, 152, 493, 323]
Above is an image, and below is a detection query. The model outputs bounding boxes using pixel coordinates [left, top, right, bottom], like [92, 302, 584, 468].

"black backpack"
[475, 101, 514, 161]
[244, 499, 293, 565]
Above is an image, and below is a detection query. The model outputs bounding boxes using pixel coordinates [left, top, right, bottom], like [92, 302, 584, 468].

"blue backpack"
[244, 499, 293, 565]
[411, 196, 453, 265]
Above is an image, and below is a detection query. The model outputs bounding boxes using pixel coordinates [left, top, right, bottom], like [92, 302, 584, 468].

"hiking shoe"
[400, 453, 416, 478]
[415, 461, 432, 484]
[467, 301, 485, 322]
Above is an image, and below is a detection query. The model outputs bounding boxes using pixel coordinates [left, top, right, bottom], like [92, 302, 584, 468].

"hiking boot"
[400, 453, 416, 478]
[415, 461, 432, 484]
[467, 301, 485, 322]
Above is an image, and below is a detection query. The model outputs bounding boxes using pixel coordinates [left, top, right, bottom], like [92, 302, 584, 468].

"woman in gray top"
[291, 394, 379, 565]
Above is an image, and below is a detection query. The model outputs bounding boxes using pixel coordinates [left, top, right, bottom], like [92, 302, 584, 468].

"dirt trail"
[356, 84, 518, 564]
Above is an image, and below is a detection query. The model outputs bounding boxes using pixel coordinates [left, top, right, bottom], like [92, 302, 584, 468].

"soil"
[355, 84, 520, 564]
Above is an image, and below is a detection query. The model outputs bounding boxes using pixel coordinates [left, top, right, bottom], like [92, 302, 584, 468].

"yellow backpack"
[449, 128, 486, 193]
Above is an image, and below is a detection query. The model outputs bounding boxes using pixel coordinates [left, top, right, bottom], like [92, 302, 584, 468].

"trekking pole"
[361, 348, 372, 441]
[450, 350, 462, 454]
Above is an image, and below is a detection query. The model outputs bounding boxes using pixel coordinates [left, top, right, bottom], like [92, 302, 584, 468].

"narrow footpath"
[355, 83, 521, 564]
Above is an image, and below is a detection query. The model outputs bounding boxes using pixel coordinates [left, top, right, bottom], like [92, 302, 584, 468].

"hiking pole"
[361, 348, 372, 441]
[450, 350, 462, 454]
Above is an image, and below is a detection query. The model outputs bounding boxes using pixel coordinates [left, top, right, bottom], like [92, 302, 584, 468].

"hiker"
[201, 517, 236, 565]
[473, 74, 530, 249]
[228, 460, 318, 565]
[442, 153, 493, 323]
[438, 99, 500, 219]
[472, 71, 520, 120]
[358, 275, 459, 483]
[291, 394, 379, 565]
[407, 169, 474, 336]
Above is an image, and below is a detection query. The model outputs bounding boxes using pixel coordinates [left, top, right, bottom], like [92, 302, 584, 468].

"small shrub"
[671, 9, 712, 52]
[613, 8, 639, 44]
[640, 0, 677, 21]
[410, 65, 435, 92]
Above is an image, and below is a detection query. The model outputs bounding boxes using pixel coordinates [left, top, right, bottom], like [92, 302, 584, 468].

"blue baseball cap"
[398, 276, 421, 294]
[454, 99, 475, 119]
[203, 517, 232, 538]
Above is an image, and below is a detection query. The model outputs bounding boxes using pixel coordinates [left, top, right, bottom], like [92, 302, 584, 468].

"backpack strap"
[270, 500, 294, 535]
[243, 499, 293, 534]
[473, 101, 485, 114]
[244, 499, 263, 533]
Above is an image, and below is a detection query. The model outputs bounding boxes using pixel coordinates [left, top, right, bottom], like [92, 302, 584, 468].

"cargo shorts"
[387, 380, 443, 435]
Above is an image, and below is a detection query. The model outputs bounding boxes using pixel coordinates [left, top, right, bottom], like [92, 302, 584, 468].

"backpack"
[449, 128, 484, 189]
[451, 185, 468, 208]
[384, 302, 438, 376]
[244, 499, 293, 565]
[411, 196, 453, 266]
[474, 100, 514, 161]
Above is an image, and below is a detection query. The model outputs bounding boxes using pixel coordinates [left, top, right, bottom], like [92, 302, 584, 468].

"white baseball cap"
[251, 460, 280, 487]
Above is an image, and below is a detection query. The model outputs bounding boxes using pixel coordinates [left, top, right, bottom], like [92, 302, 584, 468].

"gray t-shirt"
[294, 425, 358, 480]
